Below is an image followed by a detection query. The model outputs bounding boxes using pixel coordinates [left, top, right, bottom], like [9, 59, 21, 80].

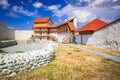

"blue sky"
[0, 0, 120, 30]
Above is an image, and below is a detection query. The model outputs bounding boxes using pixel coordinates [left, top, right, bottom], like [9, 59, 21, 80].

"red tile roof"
[33, 25, 56, 28]
[33, 17, 76, 31]
[76, 18, 107, 32]
[57, 18, 76, 31]
[68, 22, 76, 31]
[34, 17, 50, 23]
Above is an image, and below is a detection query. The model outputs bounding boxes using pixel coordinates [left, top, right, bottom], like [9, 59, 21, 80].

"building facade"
[76, 18, 107, 44]
[33, 17, 76, 42]
[87, 19, 120, 51]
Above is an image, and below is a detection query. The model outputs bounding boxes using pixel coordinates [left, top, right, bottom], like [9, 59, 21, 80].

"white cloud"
[89, 0, 107, 7]
[0, 0, 10, 9]
[112, 5, 120, 9]
[52, 2, 120, 24]
[51, 4, 95, 23]
[47, 5, 61, 10]
[34, 9, 41, 17]
[112, 0, 118, 2]
[6, 12, 20, 18]
[72, 10, 91, 23]
[12, 5, 34, 16]
[53, 4, 74, 17]
[84, 0, 92, 3]
[33, 2, 43, 8]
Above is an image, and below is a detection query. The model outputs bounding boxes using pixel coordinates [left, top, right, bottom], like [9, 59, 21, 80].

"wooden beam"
[81, 34, 82, 44]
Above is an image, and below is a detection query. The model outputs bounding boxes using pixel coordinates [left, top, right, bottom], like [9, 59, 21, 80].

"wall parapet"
[0, 41, 58, 77]
[0, 40, 17, 48]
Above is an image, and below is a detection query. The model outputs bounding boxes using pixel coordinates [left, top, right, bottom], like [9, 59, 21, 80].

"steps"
[49, 35, 58, 42]
[62, 34, 78, 43]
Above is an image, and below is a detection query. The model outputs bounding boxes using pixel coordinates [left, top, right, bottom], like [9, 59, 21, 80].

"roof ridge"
[76, 18, 107, 32]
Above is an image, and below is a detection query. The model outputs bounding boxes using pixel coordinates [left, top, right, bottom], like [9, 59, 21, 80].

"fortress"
[0, 17, 120, 51]
[33, 17, 76, 43]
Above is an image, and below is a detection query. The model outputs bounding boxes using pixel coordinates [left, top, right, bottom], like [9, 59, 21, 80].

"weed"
[47, 63, 57, 67]
[15, 51, 24, 53]
[60, 73, 69, 80]
[74, 49, 81, 52]
[67, 52, 72, 55]
[69, 46, 73, 48]
[101, 58, 112, 63]
[0, 50, 8, 54]
[47, 71, 54, 80]
[75, 65, 83, 72]
[63, 65, 68, 72]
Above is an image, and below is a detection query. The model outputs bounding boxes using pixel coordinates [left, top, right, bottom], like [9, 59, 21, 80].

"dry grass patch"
[1, 44, 120, 80]
[78, 44, 120, 57]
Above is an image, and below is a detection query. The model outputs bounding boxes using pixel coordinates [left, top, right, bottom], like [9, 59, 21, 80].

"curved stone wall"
[0, 41, 58, 77]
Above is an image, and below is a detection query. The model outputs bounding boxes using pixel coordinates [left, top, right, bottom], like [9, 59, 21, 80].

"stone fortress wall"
[15, 30, 34, 41]
[87, 19, 120, 52]
[15, 30, 34, 44]
[0, 41, 58, 77]
[0, 22, 15, 40]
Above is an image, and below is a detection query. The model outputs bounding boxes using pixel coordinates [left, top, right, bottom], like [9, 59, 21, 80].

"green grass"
[74, 49, 81, 52]
[15, 51, 24, 53]
[101, 58, 112, 63]
[67, 52, 72, 55]
[60, 65, 70, 80]
[75, 65, 83, 72]
[47, 71, 54, 80]
[0, 50, 8, 54]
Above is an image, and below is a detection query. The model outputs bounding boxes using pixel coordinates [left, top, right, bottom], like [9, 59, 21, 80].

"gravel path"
[69, 44, 120, 63]
[1, 41, 48, 53]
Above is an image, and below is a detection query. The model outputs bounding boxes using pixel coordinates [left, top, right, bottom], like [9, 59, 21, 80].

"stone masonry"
[0, 41, 58, 77]
[87, 19, 120, 52]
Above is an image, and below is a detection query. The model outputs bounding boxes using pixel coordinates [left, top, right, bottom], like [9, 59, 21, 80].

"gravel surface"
[1, 41, 48, 53]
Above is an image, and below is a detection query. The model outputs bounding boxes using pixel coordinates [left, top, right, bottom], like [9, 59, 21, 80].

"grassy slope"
[1, 44, 120, 80]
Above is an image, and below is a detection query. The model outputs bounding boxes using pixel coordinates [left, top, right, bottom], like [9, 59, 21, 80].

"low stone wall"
[0, 41, 58, 77]
[0, 40, 17, 48]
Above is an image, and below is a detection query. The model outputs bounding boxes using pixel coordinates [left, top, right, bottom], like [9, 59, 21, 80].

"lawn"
[1, 44, 120, 80]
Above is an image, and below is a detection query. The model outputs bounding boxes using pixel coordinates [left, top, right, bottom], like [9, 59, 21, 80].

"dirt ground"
[77, 44, 120, 57]
[1, 44, 120, 80]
